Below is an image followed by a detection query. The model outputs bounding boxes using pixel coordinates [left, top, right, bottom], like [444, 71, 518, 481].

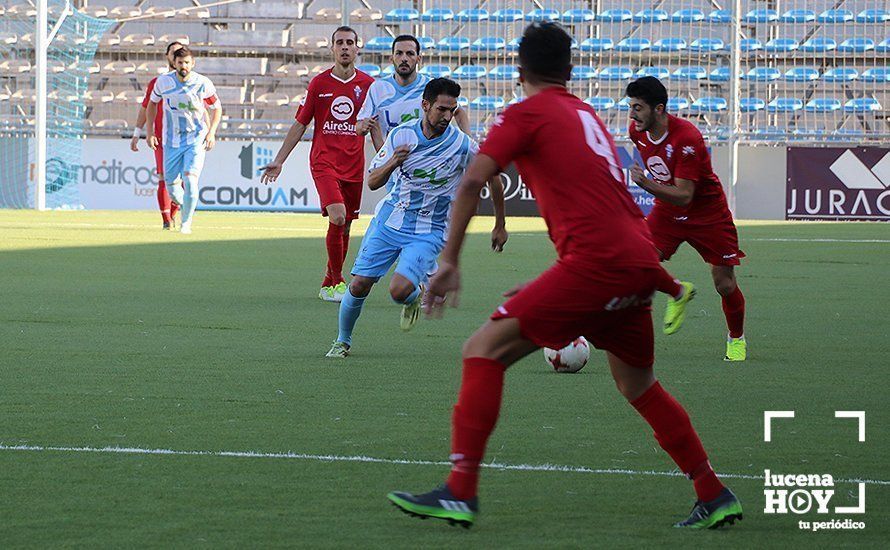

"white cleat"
[318, 286, 341, 302]
[180, 221, 192, 234]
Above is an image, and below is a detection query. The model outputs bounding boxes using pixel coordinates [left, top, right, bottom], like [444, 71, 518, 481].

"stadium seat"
[364, 36, 394, 52]
[862, 68, 890, 83]
[570, 66, 597, 81]
[453, 65, 487, 80]
[709, 67, 730, 82]
[80, 6, 109, 18]
[525, 8, 560, 22]
[667, 97, 690, 111]
[420, 64, 452, 78]
[294, 36, 329, 52]
[471, 37, 505, 52]
[598, 9, 632, 22]
[109, 6, 142, 18]
[765, 38, 798, 52]
[637, 66, 671, 79]
[672, 66, 707, 80]
[99, 33, 121, 47]
[745, 67, 781, 81]
[0, 32, 17, 45]
[562, 9, 595, 23]
[491, 8, 523, 22]
[456, 8, 489, 22]
[671, 9, 704, 22]
[745, 9, 778, 23]
[314, 8, 341, 22]
[421, 8, 453, 22]
[691, 97, 727, 112]
[95, 119, 129, 129]
[805, 98, 842, 112]
[876, 39, 890, 53]
[838, 38, 874, 53]
[831, 129, 865, 140]
[276, 63, 309, 77]
[708, 10, 731, 23]
[489, 65, 519, 81]
[350, 8, 383, 22]
[418, 37, 435, 50]
[471, 96, 506, 111]
[381, 65, 395, 76]
[256, 93, 291, 107]
[1, 60, 31, 74]
[385, 8, 419, 22]
[652, 38, 687, 52]
[356, 63, 380, 77]
[740, 97, 766, 112]
[199, 57, 268, 77]
[844, 98, 881, 113]
[785, 67, 820, 82]
[800, 38, 836, 52]
[634, 9, 668, 23]
[144, 6, 177, 18]
[103, 61, 136, 75]
[457, 96, 470, 109]
[615, 97, 631, 111]
[823, 68, 859, 82]
[615, 38, 650, 52]
[817, 9, 854, 23]
[211, 30, 286, 48]
[158, 34, 189, 46]
[857, 9, 889, 23]
[134, 62, 163, 76]
[781, 9, 815, 23]
[740, 39, 763, 52]
[84, 90, 115, 104]
[580, 38, 613, 52]
[506, 38, 521, 52]
[584, 97, 616, 111]
[768, 98, 803, 112]
[437, 37, 470, 51]
[690, 38, 725, 52]
[122, 33, 155, 46]
[598, 67, 634, 81]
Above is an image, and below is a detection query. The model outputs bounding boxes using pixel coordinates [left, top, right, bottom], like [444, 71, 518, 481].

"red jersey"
[480, 86, 658, 270]
[141, 76, 164, 139]
[629, 114, 731, 223]
[295, 68, 374, 182]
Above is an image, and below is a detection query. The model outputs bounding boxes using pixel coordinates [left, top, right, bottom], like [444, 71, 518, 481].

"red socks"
[721, 285, 746, 339]
[342, 227, 350, 263]
[631, 382, 724, 502]
[157, 179, 171, 224]
[447, 357, 507, 500]
[656, 266, 684, 299]
[324, 222, 346, 287]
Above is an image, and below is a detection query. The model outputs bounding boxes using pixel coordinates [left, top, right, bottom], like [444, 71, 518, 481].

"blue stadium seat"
[708, 10, 731, 23]
[781, 9, 815, 23]
[525, 8, 560, 22]
[768, 98, 804, 112]
[455, 8, 489, 22]
[765, 38, 798, 53]
[838, 38, 874, 53]
[385, 8, 418, 22]
[844, 98, 881, 113]
[691, 97, 728, 112]
[690, 38, 725, 52]
[805, 98, 842, 112]
[709, 67, 730, 82]
[637, 66, 671, 79]
[598, 66, 634, 81]
[507, 97, 522, 106]
[437, 37, 470, 51]
[744, 67, 781, 81]
[634, 9, 668, 22]
[754, 126, 785, 139]
[491, 8, 523, 22]
[489, 65, 519, 81]
[616, 97, 631, 111]
[667, 97, 690, 111]
[471, 96, 506, 111]
[857, 9, 889, 23]
[823, 68, 859, 82]
[453, 65, 487, 80]
[471, 37, 505, 52]
[740, 98, 766, 112]
[562, 9, 595, 23]
[615, 38, 650, 52]
[584, 97, 616, 111]
[580, 38, 613, 52]
[571, 66, 597, 81]
[652, 38, 687, 52]
[364, 36, 394, 52]
[800, 38, 836, 52]
[831, 129, 865, 140]
[817, 9, 853, 23]
[420, 64, 452, 78]
[357, 63, 380, 77]
[421, 8, 453, 22]
[862, 68, 890, 82]
[570, 38, 580, 50]
[599, 9, 632, 22]
[381, 65, 395, 76]
[457, 96, 469, 108]
[745, 9, 778, 23]
[671, 9, 704, 23]
[740, 39, 763, 52]
[672, 66, 707, 80]
[418, 36, 435, 50]
[506, 37, 521, 52]
[876, 39, 890, 53]
[785, 67, 820, 82]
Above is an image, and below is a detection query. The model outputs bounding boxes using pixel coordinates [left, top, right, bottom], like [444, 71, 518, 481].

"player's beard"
[177, 68, 190, 79]
[396, 63, 413, 76]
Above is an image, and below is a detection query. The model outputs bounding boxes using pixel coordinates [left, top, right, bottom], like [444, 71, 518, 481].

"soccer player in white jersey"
[326, 78, 507, 358]
[146, 47, 221, 234]
[356, 35, 472, 151]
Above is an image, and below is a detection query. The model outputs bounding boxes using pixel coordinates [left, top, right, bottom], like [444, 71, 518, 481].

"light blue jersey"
[369, 119, 478, 237]
[357, 73, 430, 137]
[150, 70, 219, 148]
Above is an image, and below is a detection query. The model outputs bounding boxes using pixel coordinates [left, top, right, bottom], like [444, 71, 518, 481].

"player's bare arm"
[204, 99, 222, 151]
[487, 175, 508, 252]
[630, 164, 695, 207]
[453, 107, 471, 135]
[367, 145, 410, 190]
[130, 106, 147, 151]
[261, 121, 308, 184]
[145, 101, 159, 150]
[369, 121, 385, 151]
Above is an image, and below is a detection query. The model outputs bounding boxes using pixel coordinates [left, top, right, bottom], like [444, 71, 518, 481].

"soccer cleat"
[325, 340, 350, 358]
[724, 336, 747, 361]
[400, 284, 424, 332]
[674, 487, 743, 529]
[162, 222, 171, 231]
[388, 485, 478, 528]
[179, 221, 192, 235]
[663, 281, 696, 335]
[318, 286, 341, 302]
[332, 281, 348, 302]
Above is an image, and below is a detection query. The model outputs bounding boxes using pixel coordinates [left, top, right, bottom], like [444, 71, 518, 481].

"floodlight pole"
[35, 0, 48, 210]
[727, 0, 742, 215]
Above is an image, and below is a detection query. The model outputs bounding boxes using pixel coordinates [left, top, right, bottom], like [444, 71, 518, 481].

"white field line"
[1, 444, 887, 486]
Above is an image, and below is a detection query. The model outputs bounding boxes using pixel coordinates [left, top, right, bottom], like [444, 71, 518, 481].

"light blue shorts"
[163, 143, 206, 182]
[351, 218, 444, 287]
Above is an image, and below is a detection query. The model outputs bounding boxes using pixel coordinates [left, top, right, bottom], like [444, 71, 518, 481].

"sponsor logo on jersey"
[354, 85, 362, 99]
[330, 96, 355, 121]
[682, 145, 696, 157]
[666, 144, 674, 159]
[646, 156, 672, 183]
[319, 93, 333, 98]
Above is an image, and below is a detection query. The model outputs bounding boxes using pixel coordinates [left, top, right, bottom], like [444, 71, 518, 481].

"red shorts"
[314, 173, 362, 221]
[491, 262, 660, 368]
[647, 208, 745, 266]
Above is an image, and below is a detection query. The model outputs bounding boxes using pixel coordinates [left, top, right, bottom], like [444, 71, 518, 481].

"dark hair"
[165, 41, 184, 55]
[331, 26, 359, 44]
[392, 34, 421, 53]
[423, 78, 461, 103]
[172, 46, 193, 59]
[518, 22, 572, 83]
[625, 77, 669, 110]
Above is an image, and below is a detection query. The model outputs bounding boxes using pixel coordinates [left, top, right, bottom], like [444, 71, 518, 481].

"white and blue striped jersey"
[369, 119, 478, 236]
[149, 71, 219, 148]
[357, 74, 430, 137]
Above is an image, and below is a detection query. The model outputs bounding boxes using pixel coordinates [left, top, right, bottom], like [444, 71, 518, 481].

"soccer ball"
[544, 337, 590, 373]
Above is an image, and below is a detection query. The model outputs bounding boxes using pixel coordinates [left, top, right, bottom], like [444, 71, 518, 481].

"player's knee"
[349, 278, 373, 298]
[713, 276, 736, 296]
[388, 279, 414, 303]
[329, 213, 346, 226]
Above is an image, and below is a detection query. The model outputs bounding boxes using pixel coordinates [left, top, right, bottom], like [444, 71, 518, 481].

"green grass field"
[1, 210, 888, 548]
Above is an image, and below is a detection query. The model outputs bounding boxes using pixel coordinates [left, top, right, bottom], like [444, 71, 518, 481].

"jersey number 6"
[577, 110, 623, 182]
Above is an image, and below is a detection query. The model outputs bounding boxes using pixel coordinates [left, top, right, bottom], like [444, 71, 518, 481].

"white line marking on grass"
[2, 444, 887, 486]
[748, 238, 890, 244]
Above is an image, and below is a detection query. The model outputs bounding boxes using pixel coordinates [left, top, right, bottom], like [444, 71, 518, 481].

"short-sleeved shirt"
[149, 71, 219, 148]
[141, 76, 165, 139]
[357, 73, 430, 137]
[479, 86, 659, 270]
[369, 119, 477, 236]
[629, 114, 731, 223]
[295, 68, 374, 182]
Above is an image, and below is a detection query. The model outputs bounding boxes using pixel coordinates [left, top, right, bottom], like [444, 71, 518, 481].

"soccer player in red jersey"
[626, 77, 747, 361]
[130, 41, 185, 229]
[261, 26, 375, 303]
[387, 23, 742, 530]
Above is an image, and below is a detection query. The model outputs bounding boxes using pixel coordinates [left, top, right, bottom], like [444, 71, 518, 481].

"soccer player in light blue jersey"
[326, 78, 507, 358]
[355, 35, 471, 152]
[146, 47, 222, 234]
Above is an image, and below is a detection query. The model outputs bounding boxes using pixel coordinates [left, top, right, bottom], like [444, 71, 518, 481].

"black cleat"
[674, 488, 743, 529]
[388, 484, 478, 528]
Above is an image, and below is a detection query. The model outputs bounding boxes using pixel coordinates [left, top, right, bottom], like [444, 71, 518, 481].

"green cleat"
[674, 488, 743, 529]
[388, 485, 478, 528]
[318, 286, 340, 302]
[400, 284, 424, 332]
[724, 336, 747, 361]
[332, 281, 348, 302]
[325, 341, 350, 358]
[663, 281, 696, 335]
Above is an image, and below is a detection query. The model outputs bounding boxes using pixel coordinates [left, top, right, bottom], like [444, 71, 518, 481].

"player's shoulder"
[355, 68, 375, 85]
[668, 115, 704, 142]
[389, 120, 421, 146]
[153, 71, 177, 91]
[307, 68, 333, 87]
